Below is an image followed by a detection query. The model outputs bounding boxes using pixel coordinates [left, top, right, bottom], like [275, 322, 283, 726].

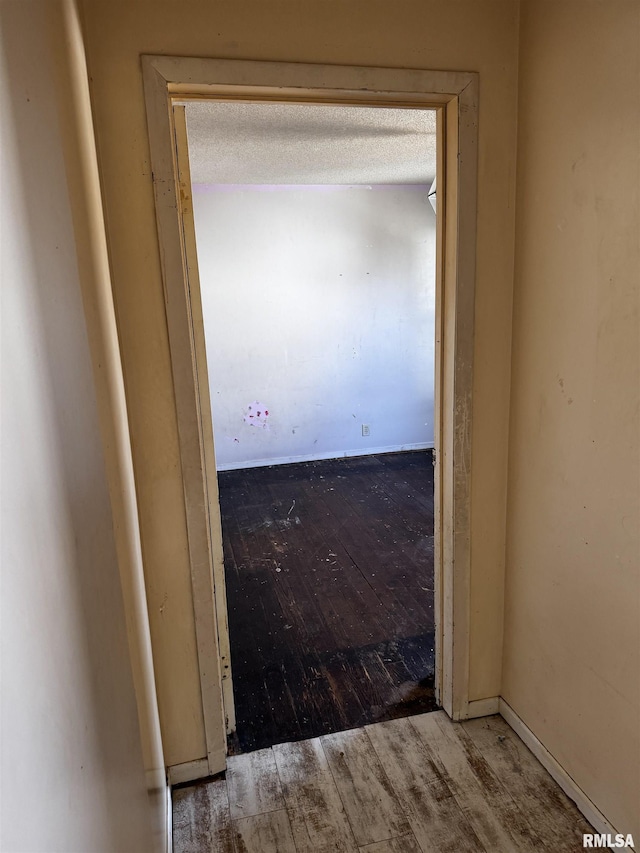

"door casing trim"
[142, 55, 479, 779]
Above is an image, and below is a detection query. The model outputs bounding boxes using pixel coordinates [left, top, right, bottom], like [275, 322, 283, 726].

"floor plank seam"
[173, 712, 596, 853]
[317, 734, 361, 850]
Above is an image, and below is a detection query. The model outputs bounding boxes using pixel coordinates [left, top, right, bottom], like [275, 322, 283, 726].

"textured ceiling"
[184, 101, 437, 185]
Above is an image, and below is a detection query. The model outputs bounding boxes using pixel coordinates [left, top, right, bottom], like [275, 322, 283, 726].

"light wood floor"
[173, 712, 592, 852]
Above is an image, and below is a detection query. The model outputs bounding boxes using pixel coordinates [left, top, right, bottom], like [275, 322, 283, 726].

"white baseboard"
[216, 443, 433, 472]
[466, 696, 500, 717]
[498, 699, 616, 838]
[166, 782, 173, 853]
[167, 757, 210, 786]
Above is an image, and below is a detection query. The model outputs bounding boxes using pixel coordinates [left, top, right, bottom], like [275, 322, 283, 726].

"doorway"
[143, 55, 478, 780]
[183, 100, 439, 751]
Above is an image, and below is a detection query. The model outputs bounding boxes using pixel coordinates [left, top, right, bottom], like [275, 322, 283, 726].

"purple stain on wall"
[243, 401, 271, 431]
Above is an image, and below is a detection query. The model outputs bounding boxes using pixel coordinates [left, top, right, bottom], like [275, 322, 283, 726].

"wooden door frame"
[142, 55, 478, 780]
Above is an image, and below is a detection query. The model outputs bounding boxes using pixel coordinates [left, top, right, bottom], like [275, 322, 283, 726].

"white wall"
[0, 3, 163, 850]
[193, 184, 436, 470]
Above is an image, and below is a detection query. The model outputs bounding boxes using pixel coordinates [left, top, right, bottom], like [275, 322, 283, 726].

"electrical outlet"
[362, 424, 370, 437]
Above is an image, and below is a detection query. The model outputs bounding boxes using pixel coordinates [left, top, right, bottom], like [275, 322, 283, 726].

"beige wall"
[81, 0, 520, 767]
[0, 2, 165, 850]
[29, 0, 637, 835]
[504, 0, 640, 838]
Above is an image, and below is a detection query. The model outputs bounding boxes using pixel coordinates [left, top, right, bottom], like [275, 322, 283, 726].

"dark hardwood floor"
[218, 450, 437, 754]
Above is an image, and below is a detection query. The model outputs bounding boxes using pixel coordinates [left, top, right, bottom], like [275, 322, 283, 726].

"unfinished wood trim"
[432, 105, 445, 710]
[142, 55, 479, 778]
[436, 78, 478, 722]
[145, 55, 474, 102]
[143, 59, 226, 776]
[466, 697, 500, 718]
[444, 76, 478, 721]
[173, 106, 236, 736]
[167, 757, 211, 787]
[498, 699, 616, 838]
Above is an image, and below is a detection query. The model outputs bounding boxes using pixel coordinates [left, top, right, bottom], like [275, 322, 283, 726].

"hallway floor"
[173, 710, 592, 852]
[218, 451, 436, 753]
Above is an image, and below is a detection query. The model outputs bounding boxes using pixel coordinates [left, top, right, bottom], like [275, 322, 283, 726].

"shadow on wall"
[0, 4, 152, 850]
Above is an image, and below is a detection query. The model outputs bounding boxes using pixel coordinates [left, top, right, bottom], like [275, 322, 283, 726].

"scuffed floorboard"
[219, 451, 437, 753]
[173, 711, 593, 853]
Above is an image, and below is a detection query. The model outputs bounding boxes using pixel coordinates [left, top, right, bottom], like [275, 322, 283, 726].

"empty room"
[183, 101, 439, 753]
[4, 3, 638, 852]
